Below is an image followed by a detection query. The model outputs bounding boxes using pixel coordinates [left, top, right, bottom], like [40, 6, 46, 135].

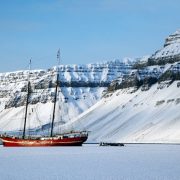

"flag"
[57, 49, 60, 59]
[29, 59, 32, 70]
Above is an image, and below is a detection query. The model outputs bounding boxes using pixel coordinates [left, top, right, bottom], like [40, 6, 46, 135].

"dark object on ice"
[99, 142, 124, 146]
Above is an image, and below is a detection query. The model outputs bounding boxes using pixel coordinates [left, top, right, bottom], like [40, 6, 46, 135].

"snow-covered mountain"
[150, 29, 180, 63]
[1, 30, 180, 144]
[0, 59, 133, 133]
[60, 30, 180, 143]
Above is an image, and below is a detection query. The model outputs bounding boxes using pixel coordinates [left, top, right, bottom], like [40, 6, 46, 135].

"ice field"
[0, 144, 180, 180]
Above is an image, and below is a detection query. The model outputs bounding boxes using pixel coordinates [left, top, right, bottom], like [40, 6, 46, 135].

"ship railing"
[54, 131, 88, 138]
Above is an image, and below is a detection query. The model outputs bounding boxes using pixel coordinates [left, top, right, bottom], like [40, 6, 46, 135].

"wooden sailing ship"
[0, 51, 88, 147]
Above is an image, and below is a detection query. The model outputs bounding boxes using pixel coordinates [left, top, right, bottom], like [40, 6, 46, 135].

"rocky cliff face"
[108, 61, 180, 92]
[108, 30, 180, 92]
[0, 59, 134, 132]
[148, 29, 180, 65]
[0, 60, 133, 108]
[164, 30, 180, 47]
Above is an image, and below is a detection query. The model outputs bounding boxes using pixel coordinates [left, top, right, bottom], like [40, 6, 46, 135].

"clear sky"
[0, 0, 180, 72]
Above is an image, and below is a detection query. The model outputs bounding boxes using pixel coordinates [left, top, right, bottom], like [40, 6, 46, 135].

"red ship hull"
[0, 135, 88, 147]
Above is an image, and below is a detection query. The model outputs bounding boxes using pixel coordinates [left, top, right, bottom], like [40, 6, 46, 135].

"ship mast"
[50, 49, 60, 137]
[22, 59, 31, 139]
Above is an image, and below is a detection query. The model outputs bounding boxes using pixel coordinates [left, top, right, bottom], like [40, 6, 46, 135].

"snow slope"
[62, 80, 180, 143]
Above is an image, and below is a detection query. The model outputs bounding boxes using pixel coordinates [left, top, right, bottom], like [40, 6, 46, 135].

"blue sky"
[0, 0, 180, 72]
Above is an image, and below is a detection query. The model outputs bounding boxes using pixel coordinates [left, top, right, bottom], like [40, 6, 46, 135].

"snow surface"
[62, 80, 180, 143]
[0, 144, 180, 180]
